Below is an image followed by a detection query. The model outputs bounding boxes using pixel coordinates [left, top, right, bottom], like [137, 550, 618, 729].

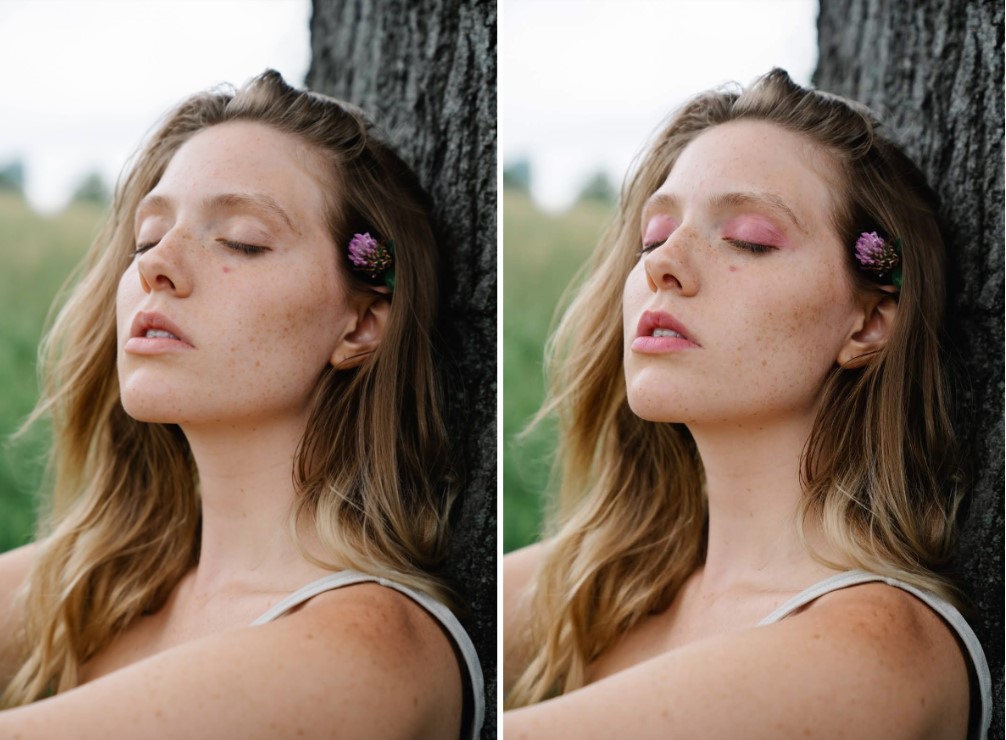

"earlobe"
[837, 293, 898, 368]
[330, 290, 391, 370]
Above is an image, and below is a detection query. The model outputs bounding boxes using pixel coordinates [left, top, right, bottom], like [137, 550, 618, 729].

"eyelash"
[724, 239, 773, 255]
[637, 238, 774, 257]
[218, 239, 268, 255]
[132, 240, 268, 257]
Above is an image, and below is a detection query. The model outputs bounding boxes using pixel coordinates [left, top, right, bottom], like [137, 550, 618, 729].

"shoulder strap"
[758, 570, 991, 739]
[251, 571, 485, 740]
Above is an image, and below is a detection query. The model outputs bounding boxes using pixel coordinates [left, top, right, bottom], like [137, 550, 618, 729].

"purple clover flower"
[854, 231, 899, 275]
[347, 232, 392, 277]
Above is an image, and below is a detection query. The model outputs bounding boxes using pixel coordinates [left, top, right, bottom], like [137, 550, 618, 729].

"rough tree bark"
[815, 1, 1003, 737]
[307, 0, 496, 736]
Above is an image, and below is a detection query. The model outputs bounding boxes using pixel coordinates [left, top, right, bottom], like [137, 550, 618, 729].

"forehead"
[147, 121, 333, 225]
[658, 120, 840, 231]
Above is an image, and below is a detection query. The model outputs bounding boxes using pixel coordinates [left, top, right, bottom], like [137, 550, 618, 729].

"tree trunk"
[307, 0, 497, 736]
[815, 1, 1003, 736]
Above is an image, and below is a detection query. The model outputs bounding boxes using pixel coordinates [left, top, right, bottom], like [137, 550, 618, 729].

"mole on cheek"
[222, 266, 232, 273]
[728, 265, 738, 273]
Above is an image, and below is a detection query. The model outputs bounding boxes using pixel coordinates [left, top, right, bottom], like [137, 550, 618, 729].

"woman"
[503, 69, 991, 738]
[0, 70, 484, 738]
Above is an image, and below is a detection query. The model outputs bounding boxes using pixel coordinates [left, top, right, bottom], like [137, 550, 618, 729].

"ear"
[837, 289, 898, 368]
[330, 288, 391, 370]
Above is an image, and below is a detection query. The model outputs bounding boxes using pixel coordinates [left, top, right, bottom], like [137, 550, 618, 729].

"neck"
[687, 410, 842, 594]
[180, 414, 325, 595]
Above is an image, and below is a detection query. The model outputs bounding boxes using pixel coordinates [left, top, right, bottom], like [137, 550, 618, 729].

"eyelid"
[216, 238, 269, 255]
[641, 213, 677, 249]
[724, 238, 774, 255]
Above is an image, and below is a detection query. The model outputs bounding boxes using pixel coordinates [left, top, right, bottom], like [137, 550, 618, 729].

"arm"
[0, 582, 462, 740]
[504, 584, 970, 740]
[503, 542, 543, 693]
[0, 543, 36, 685]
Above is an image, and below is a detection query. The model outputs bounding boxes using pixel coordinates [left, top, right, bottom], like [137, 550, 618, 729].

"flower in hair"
[854, 231, 902, 290]
[347, 232, 395, 289]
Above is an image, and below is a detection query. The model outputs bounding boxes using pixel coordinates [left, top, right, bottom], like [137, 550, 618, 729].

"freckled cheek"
[257, 280, 344, 363]
[621, 268, 650, 336]
[115, 270, 143, 345]
[758, 287, 852, 370]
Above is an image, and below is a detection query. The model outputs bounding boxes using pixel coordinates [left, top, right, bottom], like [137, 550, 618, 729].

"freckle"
[222, 266, 231, 273]
[728, 265, 737, 272]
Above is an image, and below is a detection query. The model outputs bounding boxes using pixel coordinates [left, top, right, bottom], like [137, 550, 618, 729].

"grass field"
[502, 187, 614, 552]
[0, 191, 102, 552]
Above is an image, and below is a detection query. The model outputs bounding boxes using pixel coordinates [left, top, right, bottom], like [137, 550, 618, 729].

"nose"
[642, 230, 699, 296]
[135, 228, 194, 297]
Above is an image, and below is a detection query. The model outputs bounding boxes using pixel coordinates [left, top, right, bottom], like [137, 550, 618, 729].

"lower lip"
[124, 336, 194, 354]
[630, 335, 699, 353]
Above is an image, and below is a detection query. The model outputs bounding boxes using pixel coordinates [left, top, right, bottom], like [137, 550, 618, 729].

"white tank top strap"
[250, 570, 485, 740]
[758, 570, 991, 739]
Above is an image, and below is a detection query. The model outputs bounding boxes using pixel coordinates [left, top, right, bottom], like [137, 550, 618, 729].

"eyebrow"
[134, 192, 301, 236]
[641, 190, 809, 235]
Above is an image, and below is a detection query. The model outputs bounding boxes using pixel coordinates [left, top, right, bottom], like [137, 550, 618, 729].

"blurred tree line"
[503, 156, 618, 208]
[0, 158, 110, 206]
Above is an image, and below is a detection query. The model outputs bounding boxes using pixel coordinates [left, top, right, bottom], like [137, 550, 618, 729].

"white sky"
[1, 1, 817, 214]
[500, 0, 819, 211]
[0, 0, 311, 213]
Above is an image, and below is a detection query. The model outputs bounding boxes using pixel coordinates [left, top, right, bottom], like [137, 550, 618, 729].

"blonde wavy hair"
[508, 68, 963, 706]
[5, 70, 459, 705]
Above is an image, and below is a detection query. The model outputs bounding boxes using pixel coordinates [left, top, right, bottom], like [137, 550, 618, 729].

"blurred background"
[0, 0, 310, 552]
[501, 0, 819, 552]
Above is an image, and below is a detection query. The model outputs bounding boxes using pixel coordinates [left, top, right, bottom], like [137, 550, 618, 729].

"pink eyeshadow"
[722, 215, 787, 247]
[643, 214, 678, 244]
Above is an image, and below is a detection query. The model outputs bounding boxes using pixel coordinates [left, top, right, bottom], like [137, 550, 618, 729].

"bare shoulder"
[292, 580, 464, 689]
[504, 542, 544, 690]
[504, 579, 972, 739]
[282, 581, 464, 732]
[762, 580, 971, 735]
[800, 578, 970, 656]
[0, 543, 37, 681]
[504, 542, 543, 603]
[0, 576, 464, 740]
[0, 543, 37, 603]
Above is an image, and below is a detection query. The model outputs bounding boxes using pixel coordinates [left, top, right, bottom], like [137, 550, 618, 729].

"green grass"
[503, 188, 614, 552]
[0, 191, 103, 552]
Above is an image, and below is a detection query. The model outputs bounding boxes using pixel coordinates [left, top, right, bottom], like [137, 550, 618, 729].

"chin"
[118, 383, 196, 425]
[625, 386, 691, 424]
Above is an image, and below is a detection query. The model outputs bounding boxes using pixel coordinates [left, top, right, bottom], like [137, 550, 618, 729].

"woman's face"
[116, 120, 357, 428]
[622, 120, 863, 426]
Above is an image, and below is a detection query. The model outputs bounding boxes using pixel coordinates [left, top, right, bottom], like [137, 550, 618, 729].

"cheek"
[115, 266, 142, 339]
[749, 276, 855, 373]
[247, 268, 348, 365]
[622, 264, 648, 336]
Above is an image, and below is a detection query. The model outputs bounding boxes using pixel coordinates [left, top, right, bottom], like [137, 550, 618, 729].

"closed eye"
[725, 238, 774, 255]
[133, 241, 158, 257]
[217, 239, 269, 255]
[637, 240, 666, 258]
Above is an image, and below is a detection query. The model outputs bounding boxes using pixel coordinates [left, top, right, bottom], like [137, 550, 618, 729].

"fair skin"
[0, 121, 462, 739]
[504, 121, 969, 738]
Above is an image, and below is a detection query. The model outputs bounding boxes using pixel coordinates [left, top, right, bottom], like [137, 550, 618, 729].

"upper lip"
[636, 310, 698, 345]
[130, 311, 194, 347]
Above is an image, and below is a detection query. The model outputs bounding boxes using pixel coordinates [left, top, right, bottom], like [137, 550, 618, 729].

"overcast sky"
[500, 0, 818, 210]
[1, 0, 818, 214]
[0, 0, 311, 213]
